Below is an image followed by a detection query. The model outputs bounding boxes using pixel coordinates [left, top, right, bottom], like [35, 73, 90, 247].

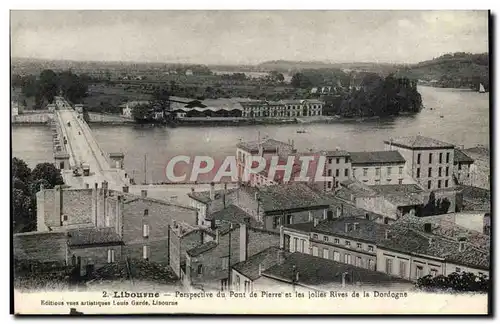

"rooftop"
[384, 135, 455, 149]
[262, 252, 412, 288]
[458, 185, 490, 212]
[236, 138, 294, 154]
[321, 149, 350, 157]
[245, 183, 331, 213]
[67, 227, 123, 247]
[187, 188, 238, 205]
[369, 184, 424, 195]
[186, 240, 218, 257]
[454, 149, 475, 164]
[284, 221, 316, 233]
[232, 246, 287, 281]
[312, 217, 388, 244]
[206, 204, 259, 227]
[349, 151, 406, 165]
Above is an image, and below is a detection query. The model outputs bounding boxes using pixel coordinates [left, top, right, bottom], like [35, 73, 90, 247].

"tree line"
[12, 158, 64, 233]
[12, 69, 90, 109]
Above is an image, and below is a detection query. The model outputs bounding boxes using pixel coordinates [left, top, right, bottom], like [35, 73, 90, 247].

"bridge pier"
[55, 152, 70, 170]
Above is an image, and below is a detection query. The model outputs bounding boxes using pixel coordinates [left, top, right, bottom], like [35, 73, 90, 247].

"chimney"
[210, 182, 215, 200]
[341, 204, 344, 217]
[313, 218, 319, 227]
[239, 223, 248, 262]
[385, 230, 390, 239]
[215, 228, 220, 244]
[308, 211, 313, 222]
[122, 186, 129, 193]
[344, 222, 350, 233]
[291, 140, 294, 149]
[279, 225, 284, 249]
[458, 237, 466, 252]
[353, 222, 359, 231]
[173, 220, 178, 229]
[141, 189, 147, 198]
[101, 181, 108, 190]
[258, 263, 263, 276]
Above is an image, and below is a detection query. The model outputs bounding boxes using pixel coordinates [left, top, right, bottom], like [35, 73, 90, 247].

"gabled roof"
[454, 149, 474, 164]
[67, 227, 123, 247]
[232, 246, 287, 281]
[186, 241, 217, 257]
[384, 135, 455, 150]
[206, 204, 259, 227]
[312, 217, 388, 244]
[236, 138, 294, 153]
[349, 151, 405, 165]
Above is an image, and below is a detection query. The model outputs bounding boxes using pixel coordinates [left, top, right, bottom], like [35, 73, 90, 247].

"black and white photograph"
[10, 9, 491, 315]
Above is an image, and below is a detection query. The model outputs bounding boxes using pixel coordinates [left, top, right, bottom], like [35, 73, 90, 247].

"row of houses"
[121, 97, 324, 119]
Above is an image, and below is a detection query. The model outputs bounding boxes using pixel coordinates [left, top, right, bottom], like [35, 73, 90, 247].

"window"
[272, 216, 282, 229]
[333, 251, 340, 261]
[328, 158, 332, 164]
[300, 239, 305, 253]
[221, 278, 228, 291]
[427, 180, 432, 189]
[144, 209, 149, 216]
[334, 238, 340, 244]
[323, 236, 329, 242]
[335, 181, 339, 187]
[438, 180, 442, 188]
[293, 238, 298, 252]
[327, 182, 332, 189]
[221, 256, 229, 270]
[417, 153, 421, 164]
[62, 215, 68, 221]
[438, 167, 442, 177]
[445, 166, 449, 176]
[336, 158, 340, 164]
[387, 167, 392, 175]
[439, 153, 443, 164]
[368, 245, 374, 252]
[345, 240, 351, 246]
[399, 166, 403, 175]
[430, 269, 438, 277]
[143, 245, 149, 260]
[398, 179, 403, 184]
[244, 281, 251, 293]
[313, 234, 318, 239]
[446, 152, 450, 163]
[312, 246, 319, 256]
[323, 248, 329, 259]
[416, 266, 423, 278]
[107, 249, 115, 263]
[386, 258, 393, 274]
[368, 259, 375, 270]
[356, 257, 362, 267]
[428, 167, 432, 177]
[375, 167, 380, 176]
[235, 275, 241, 291]
[399, 261, 406, 278]
[328, 169, 332, 176]
[344, 254, 352, 264]
[429, 153, 433, 164]
[445, 180, 449, 188]
[363, 168, 368, 176]
[345, 157, 348, 164]
[416, 168, 420, 178]
[357, 243, 362, 249]
[344, 169, 349, 177]
[143, 224, 149, 238]
[197, 265, 204, 275]
[336, 169, 340, 177]
[336, 207, 341, 217]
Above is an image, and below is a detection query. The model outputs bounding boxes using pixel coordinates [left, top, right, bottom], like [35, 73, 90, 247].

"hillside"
[257, 60, 404, 74]
[395, 52, 489, 91]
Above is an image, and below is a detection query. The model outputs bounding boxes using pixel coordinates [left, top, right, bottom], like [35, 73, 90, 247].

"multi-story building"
[350, 151, 409, 185]
[384, 135, 455, 190]
[453, 148, 475, 186]
[322, 149, 351, 190]
[188, 183, 239, 226]
[239, 99, 324, 118]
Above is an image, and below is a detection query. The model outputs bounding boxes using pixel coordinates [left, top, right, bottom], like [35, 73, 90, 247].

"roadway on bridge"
[55, 98, 128, 190]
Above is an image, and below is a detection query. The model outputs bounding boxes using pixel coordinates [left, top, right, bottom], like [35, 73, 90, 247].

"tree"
[59, 70, 88, 103]
[12, 157, 31, 184]
[31, 163, 64, 189]
[13, 188, 35, 233]
[39, 69, 59, 104]
[291, 73, 312, 88]
[416, 272, 490, 293]
[132, 103, 153, 121]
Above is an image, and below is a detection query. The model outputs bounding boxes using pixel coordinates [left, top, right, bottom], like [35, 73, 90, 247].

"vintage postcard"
[10, 10, 491, 315]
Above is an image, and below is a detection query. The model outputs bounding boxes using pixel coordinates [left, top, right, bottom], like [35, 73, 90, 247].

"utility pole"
[227, 222, 233, 291]
[143, 154, 147, 185]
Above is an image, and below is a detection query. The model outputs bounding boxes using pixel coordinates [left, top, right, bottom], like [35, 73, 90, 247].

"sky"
[10, 10, 489, 65]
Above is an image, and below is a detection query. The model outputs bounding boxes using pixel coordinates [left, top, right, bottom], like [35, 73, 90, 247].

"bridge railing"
[55, 110, 78, 167]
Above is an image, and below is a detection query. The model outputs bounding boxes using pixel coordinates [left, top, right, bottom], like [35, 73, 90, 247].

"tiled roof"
[459, 185, 490, 212]
[349, 151, 406, 165]
[232, 246, 288, 281]
[454, 149, 474, 164]
[206, 205, 259, 227]
[188, 188, 238, 204]
[186, 241, 217, 257]
[236, 138, 294, 153]
[312, 217, 388, 244]
[379, 225, 489, 270]
[262, 252, 412, 287]
[384, 135, 455, 149]
[248, 183, 331, 213]
[67, 227, 123, 247]
[384, 194, 425, 207]
[369, 184, 424, 195]
[322, 150, 350, 157]
[284, 222, 316, 233]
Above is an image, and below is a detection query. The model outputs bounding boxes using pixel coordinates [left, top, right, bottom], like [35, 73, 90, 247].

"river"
[12, 86, 489, 183]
